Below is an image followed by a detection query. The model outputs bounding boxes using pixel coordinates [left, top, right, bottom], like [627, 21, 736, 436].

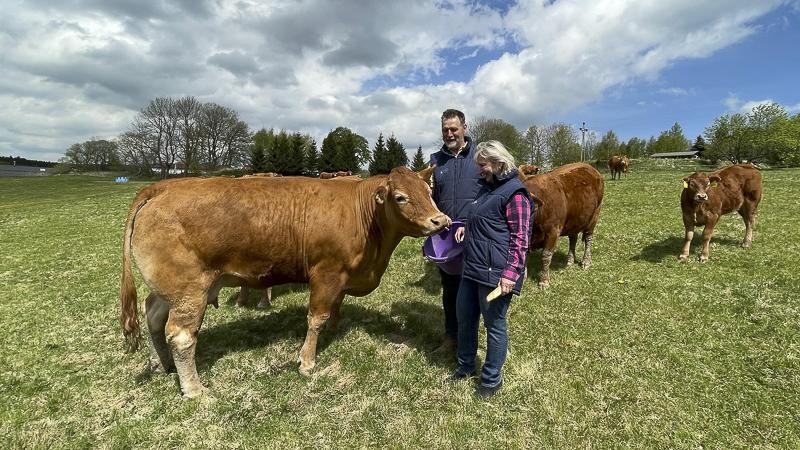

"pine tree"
[386, 134, 408, 171]
[369, 133, 388, 175]
[250, 128, 274, 173]
[410, 146, 427, 171]
[304, 138, 319, 176]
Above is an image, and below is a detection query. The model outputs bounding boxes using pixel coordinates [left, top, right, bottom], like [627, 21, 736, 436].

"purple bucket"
[422, 221, 465, 275]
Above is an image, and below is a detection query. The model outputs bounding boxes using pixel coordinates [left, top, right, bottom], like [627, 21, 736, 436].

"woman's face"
[476, 157, 503, 183]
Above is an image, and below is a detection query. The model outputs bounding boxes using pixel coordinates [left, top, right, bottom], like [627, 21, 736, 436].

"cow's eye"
[394, 194, 407, 204]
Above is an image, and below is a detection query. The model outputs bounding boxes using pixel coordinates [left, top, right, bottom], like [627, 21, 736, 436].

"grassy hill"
[1, 167, 797, 448]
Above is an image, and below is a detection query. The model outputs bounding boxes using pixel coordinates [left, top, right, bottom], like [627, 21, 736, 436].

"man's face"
[441, 117, 466, 152]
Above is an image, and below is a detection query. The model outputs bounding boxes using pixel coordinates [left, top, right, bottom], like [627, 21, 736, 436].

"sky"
[2, 0, 799, 163]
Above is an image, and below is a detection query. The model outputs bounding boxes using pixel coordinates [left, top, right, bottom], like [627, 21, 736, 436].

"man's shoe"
[432, 336, 457, 354]
[475, 380, 503, 399]
[446, 369, 476, 382]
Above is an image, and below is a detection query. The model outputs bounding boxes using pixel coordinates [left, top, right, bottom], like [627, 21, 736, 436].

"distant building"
[650, 150, 702, 159]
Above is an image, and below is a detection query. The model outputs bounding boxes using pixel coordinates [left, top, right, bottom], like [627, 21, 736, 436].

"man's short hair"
[441, 109, 466, 125]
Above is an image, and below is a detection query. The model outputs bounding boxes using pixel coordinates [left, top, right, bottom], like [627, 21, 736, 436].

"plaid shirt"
[501, 192, 532, 282]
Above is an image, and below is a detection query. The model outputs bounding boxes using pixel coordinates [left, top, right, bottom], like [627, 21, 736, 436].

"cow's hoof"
[580, 262, 591, 270]
[678, 255, 688, 262]
[538, 281, 550, 290]
[256, 302, 271, 309]
[565, 259, 574, 267]
[181, 385, 209, 400]
[741, 242, 752, 248]
[698, 256, 708, 263]
[298, 365, 314, 377]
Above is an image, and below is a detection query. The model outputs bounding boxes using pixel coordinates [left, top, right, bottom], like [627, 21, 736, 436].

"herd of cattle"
[119, 157, 763, 397]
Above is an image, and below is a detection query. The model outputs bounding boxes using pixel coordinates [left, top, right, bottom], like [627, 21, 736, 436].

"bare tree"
[198, 103, 249, 170]
[174, 96, 202, 175]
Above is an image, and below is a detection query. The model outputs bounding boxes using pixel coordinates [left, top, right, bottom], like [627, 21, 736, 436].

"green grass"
[1, 166, 798, 448]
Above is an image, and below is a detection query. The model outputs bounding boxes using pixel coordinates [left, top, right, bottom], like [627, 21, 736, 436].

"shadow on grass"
[409, 260, 443, 295]
[196, 297, 451, 373]
[631, 235, 744, 263]
[525, 249, 570, 281]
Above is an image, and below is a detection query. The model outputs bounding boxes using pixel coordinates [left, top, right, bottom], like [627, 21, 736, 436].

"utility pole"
[579, 121, 588, 162]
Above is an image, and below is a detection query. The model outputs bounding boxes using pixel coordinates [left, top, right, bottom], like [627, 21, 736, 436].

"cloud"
[0, 0, 786, 161]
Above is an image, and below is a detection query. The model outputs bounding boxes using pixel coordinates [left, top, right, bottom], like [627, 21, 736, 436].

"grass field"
[1, 161, 798, 448]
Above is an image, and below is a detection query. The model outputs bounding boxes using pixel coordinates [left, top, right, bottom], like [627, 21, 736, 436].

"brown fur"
[679, 163, 762, 262]
[119, 167, 449, 397]
[319, 172, 337, 179]
[608, 155, 630, 180]
[518, 164, 540, 177]
[522, 163, 605, 288]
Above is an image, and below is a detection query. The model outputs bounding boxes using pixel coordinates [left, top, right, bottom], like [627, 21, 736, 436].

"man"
[429, 109, 482, 353]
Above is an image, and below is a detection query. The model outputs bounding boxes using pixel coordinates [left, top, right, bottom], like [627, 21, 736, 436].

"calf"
[608, 155, 629, 180]
[522, 163, 604, 288]
[679, 163, 762, 262]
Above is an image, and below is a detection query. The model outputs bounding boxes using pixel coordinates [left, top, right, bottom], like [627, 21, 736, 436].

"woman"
[450, 140, 532, 399]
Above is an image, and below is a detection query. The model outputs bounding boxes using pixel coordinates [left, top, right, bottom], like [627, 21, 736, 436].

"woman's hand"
[454, 227, 465, 243]
[499, 277, 515, 295]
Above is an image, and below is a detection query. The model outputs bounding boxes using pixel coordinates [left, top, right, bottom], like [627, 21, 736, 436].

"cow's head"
[683, 172, 720, 203]
[518, 164, 540, 177]
[375, 166, 451, 236]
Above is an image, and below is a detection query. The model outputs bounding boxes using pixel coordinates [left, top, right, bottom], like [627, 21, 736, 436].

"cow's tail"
[120, 187, 154, 353]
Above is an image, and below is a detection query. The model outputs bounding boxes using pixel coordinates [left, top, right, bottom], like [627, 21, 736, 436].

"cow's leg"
[566, 235, 578, 266]
[235, 285, 249, 307]
[679, 226, 694, 261]
[538, 233, 559, 289]
[698, 221, 717, 263]
[299, 278, 344, 376]
[165, 289, 210, 398]
[256, 287, 272, 309]
[144, 293, 174, 373]
[739, 203, 756, 248]
[581, 232, 593, 269]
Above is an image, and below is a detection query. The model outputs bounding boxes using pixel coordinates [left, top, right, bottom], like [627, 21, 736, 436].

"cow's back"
[524, 163, 604, 246]
[710, 164, 762, 214]
[131, 176, 369, 286]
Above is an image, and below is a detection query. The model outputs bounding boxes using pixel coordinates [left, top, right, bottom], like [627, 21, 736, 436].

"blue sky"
[1, 0, 798, 162]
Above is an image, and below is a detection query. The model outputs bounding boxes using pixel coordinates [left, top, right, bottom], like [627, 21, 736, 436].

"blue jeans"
[455, 278, 512, 388]
[439, 268, 461, 340]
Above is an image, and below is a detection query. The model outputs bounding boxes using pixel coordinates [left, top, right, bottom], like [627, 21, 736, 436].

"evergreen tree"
[250, 128, 274, 173]
[284, 132, 306, 175]
[385, 134, 408, 170]
[410, 146, 427, 171]
[691, 135, 706, 154]
[369, 133, 389, 175]
[304, 138, 319, 176]
[267, 130, 292, 173]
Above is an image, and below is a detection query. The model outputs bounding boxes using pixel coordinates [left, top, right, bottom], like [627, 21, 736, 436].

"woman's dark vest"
[462, 170, 529, 295]
[429, 136, 482, 221]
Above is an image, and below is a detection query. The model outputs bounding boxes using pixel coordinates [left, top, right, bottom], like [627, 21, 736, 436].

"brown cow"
[319, 171, 337, 179]
[679, 163, 762, 262]
[120, 167, 450, 397]
[608, 155, 629, 180]
[522, 163, 604, 288]
[245, 172, 283, 177]
[518, 164, 540, 177]
[335, 171, 353, 177]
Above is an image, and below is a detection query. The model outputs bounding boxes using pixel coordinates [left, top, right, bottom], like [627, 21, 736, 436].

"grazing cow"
[335, 171, 353, 177]
[518, 164, 540, 177]
[608, 155, 629, 180]
[120, 167, 449, 397]
[522, 163, 604, 288]
[319, 172, 337, 179]
[679, 163, 762, 262]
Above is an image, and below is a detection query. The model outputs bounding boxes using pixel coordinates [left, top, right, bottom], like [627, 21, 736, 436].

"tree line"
[60, 97, 800, 176]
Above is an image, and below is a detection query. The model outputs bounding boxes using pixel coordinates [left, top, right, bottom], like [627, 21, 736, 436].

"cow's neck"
[349, 178, 403, 290]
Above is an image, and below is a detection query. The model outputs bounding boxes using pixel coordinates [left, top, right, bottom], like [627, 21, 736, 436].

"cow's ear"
[375, 186, 387, 204]
[709, 175, 721, 187]
[682, 177, 689, 189]
[418, 166, 435, 183]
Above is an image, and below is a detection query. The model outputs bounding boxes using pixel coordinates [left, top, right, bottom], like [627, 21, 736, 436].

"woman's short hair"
[474, 140, 517, 175]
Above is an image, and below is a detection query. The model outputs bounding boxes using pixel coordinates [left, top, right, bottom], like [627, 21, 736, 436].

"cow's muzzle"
[694, 193, 708, 203]
[423, 213, 452, 235]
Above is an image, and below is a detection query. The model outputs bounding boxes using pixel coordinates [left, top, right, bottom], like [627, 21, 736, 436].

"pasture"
[1, 162, 798, 448]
